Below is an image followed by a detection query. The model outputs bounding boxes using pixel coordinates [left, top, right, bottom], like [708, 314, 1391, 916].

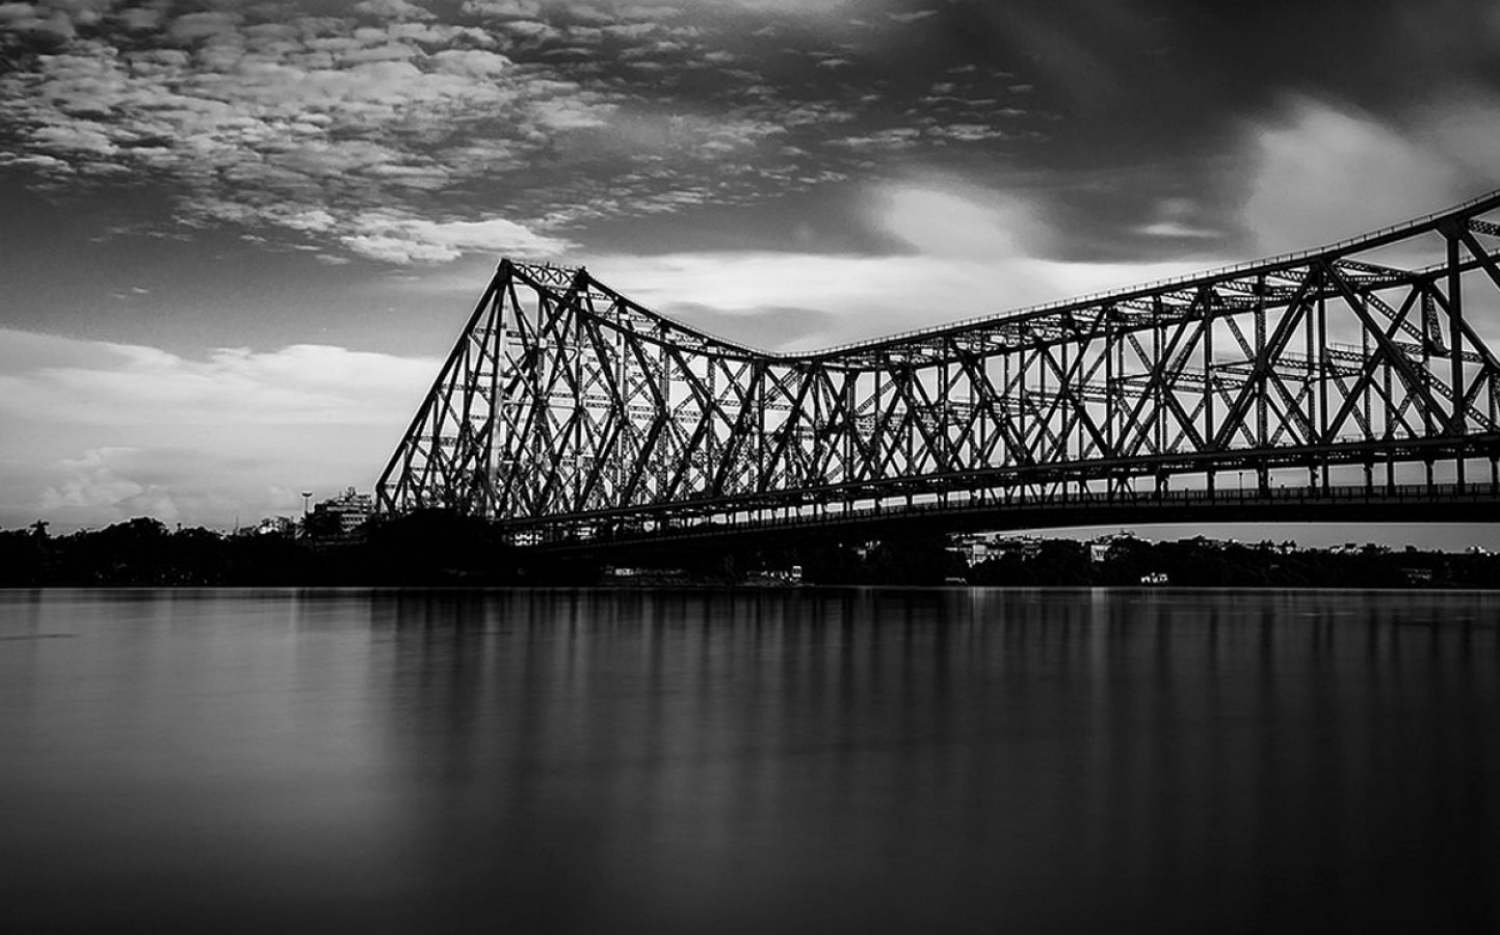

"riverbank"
[4, 514, 1496, 589]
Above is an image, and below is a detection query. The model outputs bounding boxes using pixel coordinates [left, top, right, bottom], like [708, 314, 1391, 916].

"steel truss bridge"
[377, 191, 1500, 552]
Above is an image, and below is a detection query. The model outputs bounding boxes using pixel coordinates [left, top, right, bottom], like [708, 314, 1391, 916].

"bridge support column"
[1448, 228, 1466, 488]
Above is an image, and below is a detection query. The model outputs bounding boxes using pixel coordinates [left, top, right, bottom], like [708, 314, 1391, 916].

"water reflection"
[1, 589, 1497, 933]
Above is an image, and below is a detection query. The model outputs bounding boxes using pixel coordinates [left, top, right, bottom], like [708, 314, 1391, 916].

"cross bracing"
[377, 190, 1500, 540]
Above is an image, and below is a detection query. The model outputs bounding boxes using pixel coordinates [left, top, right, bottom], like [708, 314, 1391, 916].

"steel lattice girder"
[377, 190, 1500, 533]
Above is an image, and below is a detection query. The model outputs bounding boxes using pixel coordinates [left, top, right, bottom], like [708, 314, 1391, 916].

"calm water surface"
[2, 588, 1497, 933]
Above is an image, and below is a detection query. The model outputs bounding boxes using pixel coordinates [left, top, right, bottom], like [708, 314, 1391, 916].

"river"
[2, 587, 1497, 933]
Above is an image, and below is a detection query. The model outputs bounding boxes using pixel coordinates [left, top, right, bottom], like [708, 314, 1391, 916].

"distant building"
[1087, 531, 1140, 563]
[952, 534, 995, 566]
[234, 516, 294, 537]
[255, 516, 295, 536]
[995, 535, 1045, 559]
[954, 533, 1046, 564]
[309, 487, 375, 536]
[768, 564, 804, 584]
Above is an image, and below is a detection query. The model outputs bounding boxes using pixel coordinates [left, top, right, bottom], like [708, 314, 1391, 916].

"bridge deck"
[521, 482, 1500, 556]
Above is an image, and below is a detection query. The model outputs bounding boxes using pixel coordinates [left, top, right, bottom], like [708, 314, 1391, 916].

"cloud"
[0, 329, 439, 529]
[1240, 97, 1469, 255]
[1133, 197, 1223, 241]
[38, 447, 185, 523]
[1420, 90, 1500, 183]
[584, 178, 1216, 350]
[591, 248, 1209, 351]
[0, 2, 779, 262]
[578, 96, 1500, 351]
[1135, 220, 1220, 239]
[461, 1, 544, 20]
[354, 0, 437, 21]
[1236, 95, 1500, 257]
[0, 335, 436, 427]
[342, 213, 573, 263]
[875, 182, 1040, 259]
[0, 0, 1040, 267]
[22, 444, 319, 531]
[379, 173, 1227, 352]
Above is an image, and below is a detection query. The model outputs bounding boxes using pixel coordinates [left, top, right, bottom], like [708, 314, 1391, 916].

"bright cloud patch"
[0, 337, 434, 426]
[875, 182, 1042, 259]
[39, 447, 190, 524]
[1241, 96, 1500, 255]
[589, 252, 1216, 352]
[0, 329, 436, 529]
[343, 214, 573, 263]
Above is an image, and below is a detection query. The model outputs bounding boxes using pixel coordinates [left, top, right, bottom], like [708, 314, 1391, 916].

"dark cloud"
[1, 0, 1498, 330]
[0, 0, 1042, 265]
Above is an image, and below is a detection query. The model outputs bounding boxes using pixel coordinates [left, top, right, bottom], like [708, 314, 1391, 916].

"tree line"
[3, 513, 1494, 588]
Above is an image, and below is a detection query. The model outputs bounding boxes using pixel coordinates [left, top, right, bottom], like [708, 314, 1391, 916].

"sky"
[4, 0, 1500, 542]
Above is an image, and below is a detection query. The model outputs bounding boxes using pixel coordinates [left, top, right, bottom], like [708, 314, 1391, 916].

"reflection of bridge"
[377, 192, 1500, 550]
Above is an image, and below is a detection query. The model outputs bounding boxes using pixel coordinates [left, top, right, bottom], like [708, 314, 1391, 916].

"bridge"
[376, 191, 1500, 554]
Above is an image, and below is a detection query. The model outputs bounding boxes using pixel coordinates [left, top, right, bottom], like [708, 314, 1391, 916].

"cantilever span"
[377, 191, 1500, 545]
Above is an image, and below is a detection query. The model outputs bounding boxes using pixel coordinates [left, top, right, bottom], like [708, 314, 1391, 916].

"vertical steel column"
[1153, 301, 1164, 458]
[1255, 276, 1267, 449]
[1105, 315, 1116, 495]
[1204, 302, 1215, 494]
[1448, 231, 1467, 487]
[1317, 286, 1329, 488]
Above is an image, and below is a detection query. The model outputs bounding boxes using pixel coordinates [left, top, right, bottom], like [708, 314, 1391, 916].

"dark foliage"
[0, 512, 534, 587]
[864, 535, 969, 585]
[968, 536, 1490, 588]
[3, 517, 1497, 589]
